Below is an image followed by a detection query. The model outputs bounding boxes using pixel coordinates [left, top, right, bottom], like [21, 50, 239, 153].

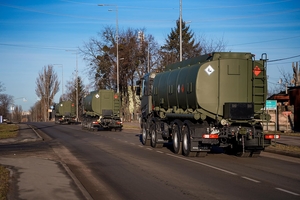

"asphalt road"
[20, 122, 300, 200]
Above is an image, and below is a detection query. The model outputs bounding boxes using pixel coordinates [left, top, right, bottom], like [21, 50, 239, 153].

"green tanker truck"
[81, 89, 122, 131]
[54, 101, 77, 124]
[136, 52, 280, 157]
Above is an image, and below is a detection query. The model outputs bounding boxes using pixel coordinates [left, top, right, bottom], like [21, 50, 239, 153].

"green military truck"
[136, 52, 280, 157]
[54, 101, 77, 124]
[81, 89, 122, 131]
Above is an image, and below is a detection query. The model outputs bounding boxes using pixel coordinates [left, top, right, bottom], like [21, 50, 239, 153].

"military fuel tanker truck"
[136, 52, 280, 157]
[54, 101, 77, 124]
[82, 89, 122, 131]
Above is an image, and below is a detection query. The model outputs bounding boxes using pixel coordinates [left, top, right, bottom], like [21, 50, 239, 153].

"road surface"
[16, 122, 300, 200]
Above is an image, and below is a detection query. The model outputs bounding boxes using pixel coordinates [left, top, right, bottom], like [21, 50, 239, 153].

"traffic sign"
[266, 100, 277, 110]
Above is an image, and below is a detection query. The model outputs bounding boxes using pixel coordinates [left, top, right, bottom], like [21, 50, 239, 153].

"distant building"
[288, 86, 300, 131]
[268, 87, 300, 132]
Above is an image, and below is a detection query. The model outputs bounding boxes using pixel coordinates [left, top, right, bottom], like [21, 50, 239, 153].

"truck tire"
[182, 125, 196, 157]
[172, 124, 182, 154]
[142, 122, 150, 146]
[150, 122, 163, 148]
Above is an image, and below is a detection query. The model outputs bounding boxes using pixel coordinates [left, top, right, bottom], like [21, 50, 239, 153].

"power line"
[0, 3, 100, 20]
[268, 61, 299, 65]
[268, 54, 300, 62]
[0, 43, 77, 51]
[228, 35, 300, 46]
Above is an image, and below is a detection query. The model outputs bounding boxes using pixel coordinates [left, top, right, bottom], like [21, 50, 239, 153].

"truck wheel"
[182, 126, 196, 157]
[172, 125, 182, 154]
[150, 123, 163, 148]
[142, 122, 150, 146]
[88, 123, 93, 131]
[250, 150, 261, 158]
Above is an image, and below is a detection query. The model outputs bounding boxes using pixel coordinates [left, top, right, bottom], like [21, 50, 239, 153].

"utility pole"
[99, 4, 119, 93]
[292, 62, 300, 86]
[66, 50, 79, 122]
[179, 0, 182, 62]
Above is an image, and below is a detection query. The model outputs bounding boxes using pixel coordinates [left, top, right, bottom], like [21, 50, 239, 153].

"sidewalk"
[0, 123, 89, 200]
[0, 122, 141, 200]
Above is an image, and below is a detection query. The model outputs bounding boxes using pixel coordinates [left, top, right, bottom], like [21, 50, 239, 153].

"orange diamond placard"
[253, 66, 261, 76]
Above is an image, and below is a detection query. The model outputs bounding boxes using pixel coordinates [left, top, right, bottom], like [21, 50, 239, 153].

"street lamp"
[99, 4, 119, 93]
[53, 64, 64, 100]
[179, 0, 182, 62]
[66, 50, 79, 122]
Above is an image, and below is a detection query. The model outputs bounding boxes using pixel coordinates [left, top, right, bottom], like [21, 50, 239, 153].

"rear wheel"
[142, 122, 151, 146]
[172, 125, 182, 154]
[250, 150, 261, 158]
[182, 125, 196, 157]
[151, 122, 163, 148]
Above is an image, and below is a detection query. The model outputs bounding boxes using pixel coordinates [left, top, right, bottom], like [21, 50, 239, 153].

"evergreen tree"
[160, 19, 202, 66]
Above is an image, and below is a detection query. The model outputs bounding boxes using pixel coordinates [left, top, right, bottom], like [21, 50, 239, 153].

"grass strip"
[0, 165, 9, 200]
[0, 124, 18, 139]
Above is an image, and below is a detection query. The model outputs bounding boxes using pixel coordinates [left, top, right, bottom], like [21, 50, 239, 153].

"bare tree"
[0, 81, 5, 93]
[80, 26, 159, 120]
[0, 93, 13, 120]
[35, 65, 59, 121]
[12, 105, 22, 123]
[268, 67, 293, 96]
[278, 68, 293, 94]
[197, 33, 227, 54]
[29, 101, 43, 122]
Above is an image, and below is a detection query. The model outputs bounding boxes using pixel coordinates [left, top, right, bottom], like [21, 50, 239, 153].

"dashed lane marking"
[276, 188, 299, 196]
[241, 176, 260, 183]
[166, 153, 238, 176]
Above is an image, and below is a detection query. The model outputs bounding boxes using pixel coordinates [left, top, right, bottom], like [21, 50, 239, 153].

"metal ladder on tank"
[252, 53, 268, 114]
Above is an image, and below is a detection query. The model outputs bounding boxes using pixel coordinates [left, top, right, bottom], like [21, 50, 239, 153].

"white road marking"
[241, 176, 260, 183]
[166, 153, 237, 175]
[276, 188, 300, 196]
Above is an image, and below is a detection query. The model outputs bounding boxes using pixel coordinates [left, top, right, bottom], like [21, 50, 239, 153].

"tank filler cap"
[220, 119, 228, 125]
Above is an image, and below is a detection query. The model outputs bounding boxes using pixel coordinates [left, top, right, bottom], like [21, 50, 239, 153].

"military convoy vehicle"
[54, 101, 77, 124]
[81, 89, 122, 131]
[136, 52, 280, 157]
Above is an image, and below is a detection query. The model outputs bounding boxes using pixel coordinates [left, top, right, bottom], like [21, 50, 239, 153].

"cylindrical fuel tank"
[152, 52, 263, 117]
[83, 90, 120, 116]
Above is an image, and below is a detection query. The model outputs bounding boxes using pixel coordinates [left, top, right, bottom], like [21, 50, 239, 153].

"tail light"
[92, 121, 99, 124]
[116, 121, 122, 125]
[264, 134, 280, 139]
[202, 134, 219, 139]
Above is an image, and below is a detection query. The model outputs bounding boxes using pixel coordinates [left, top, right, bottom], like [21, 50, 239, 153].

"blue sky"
[0, 0, 300, 111]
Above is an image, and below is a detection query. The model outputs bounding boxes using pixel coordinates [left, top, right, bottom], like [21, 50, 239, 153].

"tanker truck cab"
[136, 72, 156, 117]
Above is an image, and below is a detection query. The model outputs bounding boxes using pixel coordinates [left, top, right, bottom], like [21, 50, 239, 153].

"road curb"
[264, 148, 300, 158]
